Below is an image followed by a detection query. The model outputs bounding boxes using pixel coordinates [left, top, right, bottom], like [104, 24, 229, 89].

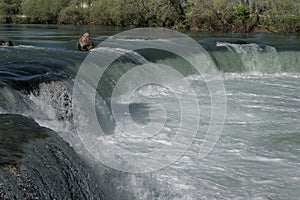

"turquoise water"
[0, 24, 300, 199]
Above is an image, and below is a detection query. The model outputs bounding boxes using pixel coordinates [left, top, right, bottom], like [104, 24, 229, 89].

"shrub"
[58, 6, 85, 25]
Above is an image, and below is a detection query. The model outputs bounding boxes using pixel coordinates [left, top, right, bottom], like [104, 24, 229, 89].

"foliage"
[260, 0, 300, 32]
[58, 6, 85, 24]
[89, 0, 185, 27]
[0, 0, 300, 32]
[0, 0, 22, 23]
[186, 0, 236, 31]
[22, 0, 70, 23]
[234, 3, 250, 22]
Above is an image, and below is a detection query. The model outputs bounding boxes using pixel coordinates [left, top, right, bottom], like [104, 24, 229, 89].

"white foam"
[249, 156, 285, 162]
[0, 107, 7, 114]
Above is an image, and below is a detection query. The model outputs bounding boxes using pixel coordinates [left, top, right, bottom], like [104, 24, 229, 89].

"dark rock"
[77, 32, 94, 51]
[0, 40, 14, 46]
[217, 40, 248, 45]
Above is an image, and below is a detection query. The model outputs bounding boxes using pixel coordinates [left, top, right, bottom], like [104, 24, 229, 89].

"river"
[0, 24, 299, 199]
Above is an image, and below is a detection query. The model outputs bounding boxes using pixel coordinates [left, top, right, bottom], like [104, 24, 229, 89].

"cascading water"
[0, 25, 299, 199]
[217, 43, 283, 73]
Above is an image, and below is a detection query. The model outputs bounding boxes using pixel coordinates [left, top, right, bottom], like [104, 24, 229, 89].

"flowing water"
[0, 24, 299, 199]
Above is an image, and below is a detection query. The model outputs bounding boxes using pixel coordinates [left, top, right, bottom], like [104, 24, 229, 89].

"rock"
[0, 40, 14, 46]
[77, 32, 94, 51]
[217, 40, 248, 45]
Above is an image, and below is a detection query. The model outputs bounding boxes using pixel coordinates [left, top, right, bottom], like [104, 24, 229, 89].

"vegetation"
[260, 0, 300, 32]
[0, 0, 22, 23]
[0, 0, 299, 33]
[22, 0, 71, 23]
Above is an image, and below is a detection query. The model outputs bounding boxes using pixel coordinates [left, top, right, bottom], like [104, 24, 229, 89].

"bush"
[58, 6, 85, 25]
[186, 0, 236, 31]
[234, 3, 250, 22]
[260, 0, 300, 32]
[0, 0, 22, 23]
[22, 0, 67, 23]
[0, 0, 299, 32]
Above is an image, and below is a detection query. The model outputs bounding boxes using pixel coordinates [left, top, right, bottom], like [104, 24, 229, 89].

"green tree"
[58, 0, 96, 24]
[1, 0, 297, 32]
[22, 0, 70, 23]
[0, 0, 22, 23]
[234, 3, 250, 22]
[59, 6, 85, 24]
[260, 0, 300, 32]
[186, 0, 236, 31]
[234, 2, 252, 32]
[89, 0, 185, 27]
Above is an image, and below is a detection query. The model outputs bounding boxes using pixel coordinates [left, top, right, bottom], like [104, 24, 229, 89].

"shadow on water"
[0, 114, 105, 199]
[0, 114, 48, 168]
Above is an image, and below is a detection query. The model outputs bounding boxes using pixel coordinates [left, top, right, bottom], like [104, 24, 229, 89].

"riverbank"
[1, 0, 300, 33]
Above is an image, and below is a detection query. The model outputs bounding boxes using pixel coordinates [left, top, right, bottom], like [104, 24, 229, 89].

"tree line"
[0, 0, 299, 33]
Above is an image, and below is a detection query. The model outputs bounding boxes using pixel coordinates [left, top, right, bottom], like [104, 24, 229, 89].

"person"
[0, 40, 14, 46]
[78, 32, 94, 51]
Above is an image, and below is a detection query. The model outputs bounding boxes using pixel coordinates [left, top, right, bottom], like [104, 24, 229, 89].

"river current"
[0, 24, 299, 199]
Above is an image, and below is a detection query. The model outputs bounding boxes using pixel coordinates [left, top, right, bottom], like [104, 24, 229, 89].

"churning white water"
[0, 25, 299, 199]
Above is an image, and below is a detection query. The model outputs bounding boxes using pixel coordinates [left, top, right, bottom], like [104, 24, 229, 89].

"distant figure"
[78, 32, 94, 51]
[256, 14, 260, 25]
[0, 40, 14, 46]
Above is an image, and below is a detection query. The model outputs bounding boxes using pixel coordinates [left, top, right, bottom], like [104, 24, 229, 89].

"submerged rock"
[217, 40, 248, 45]
[0, 40, 14, 46]
[78, 32, 94, 51]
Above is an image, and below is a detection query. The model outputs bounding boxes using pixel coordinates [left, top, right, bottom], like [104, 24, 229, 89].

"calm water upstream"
[0, 24, 300, 199]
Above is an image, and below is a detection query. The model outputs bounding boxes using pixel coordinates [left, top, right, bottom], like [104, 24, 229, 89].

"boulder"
[77, 32, 94, 51]
[0, 40, 14, 46]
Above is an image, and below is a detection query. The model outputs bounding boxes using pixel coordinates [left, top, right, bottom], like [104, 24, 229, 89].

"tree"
[22, 0, 70, 23]
[89, 0, 186, 27]
[234, 2, 250, 22]
[260, 0, 300, 32]
[59, 6, 85, 24]
[186, 0, 236, 31]
[0, 0, 22, 23]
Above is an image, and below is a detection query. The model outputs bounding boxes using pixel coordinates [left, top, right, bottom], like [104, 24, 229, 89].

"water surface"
[0, 24, 299, 199]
